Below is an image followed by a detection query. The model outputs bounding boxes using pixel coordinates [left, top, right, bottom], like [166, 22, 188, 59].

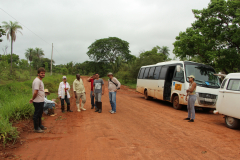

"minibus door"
[163, 66, 176, 101]
[156, 66, 168, 100]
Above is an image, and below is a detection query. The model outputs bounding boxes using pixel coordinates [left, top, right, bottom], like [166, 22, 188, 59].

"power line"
[0, 8, 59, 53]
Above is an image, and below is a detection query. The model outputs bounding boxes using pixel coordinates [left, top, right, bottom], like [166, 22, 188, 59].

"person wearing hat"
[58, 76, 72, 113]
[107, 72, 121, 114]
[44, 89, 57, 116]
[184, 75, 197, 122]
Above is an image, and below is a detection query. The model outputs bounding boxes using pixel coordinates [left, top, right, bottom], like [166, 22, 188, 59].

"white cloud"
[0, 0, 210, 64]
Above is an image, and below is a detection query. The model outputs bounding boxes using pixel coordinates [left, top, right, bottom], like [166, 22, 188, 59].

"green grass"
[102, 77, 137, 89]
[0, 74, 76, 147]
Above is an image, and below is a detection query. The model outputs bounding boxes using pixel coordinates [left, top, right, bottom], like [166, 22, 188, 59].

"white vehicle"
[136, 61, 220, 111]
[214, 73, 240, 129]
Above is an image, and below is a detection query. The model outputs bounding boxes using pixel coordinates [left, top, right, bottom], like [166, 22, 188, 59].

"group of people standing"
[30, 67, 121, 133]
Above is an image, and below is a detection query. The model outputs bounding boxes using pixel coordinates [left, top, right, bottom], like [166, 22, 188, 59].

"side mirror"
[176, 65, 181, 72]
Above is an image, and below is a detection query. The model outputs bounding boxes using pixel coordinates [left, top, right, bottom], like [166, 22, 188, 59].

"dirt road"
[6, 77, 240, 160]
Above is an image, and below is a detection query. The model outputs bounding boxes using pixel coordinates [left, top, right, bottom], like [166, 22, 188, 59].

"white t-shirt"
[32, 77, 45, 102]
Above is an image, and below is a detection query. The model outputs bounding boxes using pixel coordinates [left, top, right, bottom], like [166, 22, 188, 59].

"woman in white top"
[58, 76, 72, 113]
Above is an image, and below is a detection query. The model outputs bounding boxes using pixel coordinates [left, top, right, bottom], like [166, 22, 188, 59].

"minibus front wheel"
[225, 116, 240, 129]
[173, 95, 182, 110]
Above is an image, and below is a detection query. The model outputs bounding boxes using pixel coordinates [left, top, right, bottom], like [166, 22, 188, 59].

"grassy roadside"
[0, 74, 76, 147]
[102, 77, 137, 89]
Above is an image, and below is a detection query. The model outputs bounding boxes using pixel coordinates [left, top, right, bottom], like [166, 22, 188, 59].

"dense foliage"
[173, 0, 240, 73]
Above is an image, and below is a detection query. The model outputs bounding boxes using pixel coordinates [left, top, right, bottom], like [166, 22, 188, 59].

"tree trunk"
[10, 35, 13, 74]
[30, 61, 31, 80]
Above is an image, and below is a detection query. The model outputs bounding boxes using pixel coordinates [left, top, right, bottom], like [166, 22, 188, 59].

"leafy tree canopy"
[173, 0, 240, 73]
[0, 54, 19, 64]
[0, 26, 6, 43]
[87, 37, 131, 63]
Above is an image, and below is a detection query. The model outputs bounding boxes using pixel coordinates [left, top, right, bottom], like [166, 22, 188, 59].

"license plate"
[205, 98, 212, 102]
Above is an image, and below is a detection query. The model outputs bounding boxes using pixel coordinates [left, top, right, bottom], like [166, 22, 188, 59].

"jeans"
[43, 103, 55, 114]
[61, 95, 70, 106]
[90, 91, 96, 108]
[187, 95, 197, 119]
[43, 103, 55, 111]
[33, 102, 44, 130]
[95, 93, 102, 102]
[109, 92, 116, 112]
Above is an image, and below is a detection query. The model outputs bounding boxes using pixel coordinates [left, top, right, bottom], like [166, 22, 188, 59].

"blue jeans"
[43, 103, 55, 111]
[187, 95, 197, 119]
[109, 92, 116, 112]
[90, 91, 96, 108]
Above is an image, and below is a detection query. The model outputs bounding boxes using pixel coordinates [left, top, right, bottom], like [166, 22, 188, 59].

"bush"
[0, 74, 76, 146]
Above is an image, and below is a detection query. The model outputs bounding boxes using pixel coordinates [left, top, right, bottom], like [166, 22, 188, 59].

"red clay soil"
[1, 76, 240, 160]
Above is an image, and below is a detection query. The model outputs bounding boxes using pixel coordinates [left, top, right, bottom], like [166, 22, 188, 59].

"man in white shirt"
[29, 67, 47, 133]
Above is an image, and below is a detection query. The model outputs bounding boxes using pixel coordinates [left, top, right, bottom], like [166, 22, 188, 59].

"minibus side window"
[159, 66, 168, 79]
[173, 64, 184, 83]
[153, 66, 161, 79]
[143, 68, 150, 79]
[227, 79, 240, 91]
[220, 79, 227, 89]
[148, 67, 156, 79]
[138, 68, 145, 79]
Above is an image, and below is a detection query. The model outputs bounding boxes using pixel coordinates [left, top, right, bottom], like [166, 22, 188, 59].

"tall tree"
[173, 0, 240, 73]
[160, 46, 170, 57]
[33, 47, 44, 69]
[87, 37, 131, 63]
[2, 21, 23, 73]
[25, 48, 34, 78]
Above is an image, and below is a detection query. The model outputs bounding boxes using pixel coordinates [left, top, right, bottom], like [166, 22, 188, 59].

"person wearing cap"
[73, 74, 86, 112]
[184, 75, 197, 122]
[107, 72, 121, 114]
[92, 73, 105, 113]
[29, 67, 47, 133]
[58, 76, 72, 113]
[44, 89, 57, 116]
[87, 74, 96, 109]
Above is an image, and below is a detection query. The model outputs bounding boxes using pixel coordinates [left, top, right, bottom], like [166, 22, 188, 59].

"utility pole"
[50, 43, 53, 75]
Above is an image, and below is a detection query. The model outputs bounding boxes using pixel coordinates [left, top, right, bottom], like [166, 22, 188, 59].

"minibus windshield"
[185, 64, 220, 88]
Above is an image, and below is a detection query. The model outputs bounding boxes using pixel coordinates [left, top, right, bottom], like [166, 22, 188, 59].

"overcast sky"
[1, 0, 210, 65]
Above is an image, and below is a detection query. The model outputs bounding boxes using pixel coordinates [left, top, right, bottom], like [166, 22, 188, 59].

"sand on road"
[6, 76, 240, 160]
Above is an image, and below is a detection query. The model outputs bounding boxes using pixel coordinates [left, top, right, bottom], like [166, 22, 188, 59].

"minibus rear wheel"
[144, 90, 152, 100]
[225, 116, 240, 129]
[173, 95, 182, 110]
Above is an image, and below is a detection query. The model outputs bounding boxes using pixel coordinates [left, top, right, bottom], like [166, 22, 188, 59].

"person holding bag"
[107, 72, 121, 114]
[58, 76, 72, 113]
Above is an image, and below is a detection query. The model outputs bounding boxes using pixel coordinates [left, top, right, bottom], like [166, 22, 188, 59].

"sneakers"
[110, 111, 116, 114]
[80, 107, 86, 111]
[40, 126, 47, 130]
[184, 118, 190, 120]
[34, 129, 44, 133]
[188, 119, 194, 122]
[109, 110, 113, 113]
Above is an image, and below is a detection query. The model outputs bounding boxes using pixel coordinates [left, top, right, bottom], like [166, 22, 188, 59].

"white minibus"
[136, 61, 220, 111]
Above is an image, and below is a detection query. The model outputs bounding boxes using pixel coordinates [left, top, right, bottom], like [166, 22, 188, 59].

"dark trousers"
[33, 102, 44, 130]
[90, 91, 96, 108]
[61, 95, 70, 106]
